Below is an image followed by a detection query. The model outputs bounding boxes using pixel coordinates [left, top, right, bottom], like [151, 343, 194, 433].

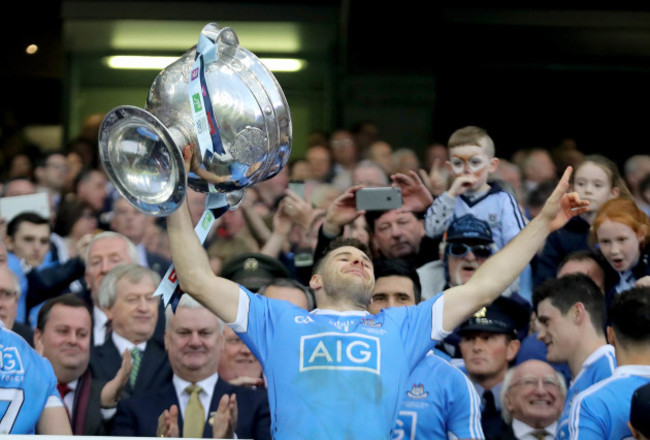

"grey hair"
[499, 363, 567, 424]
[97, 263, 161, 309]
[84, 231, 139, 265]
[0, 266, 22, 299]
[165, 294, 224, 332]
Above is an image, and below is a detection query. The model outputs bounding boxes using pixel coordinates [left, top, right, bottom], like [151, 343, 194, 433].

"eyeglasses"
[447, 243, 493, 259]
[510, 375, 561, 391]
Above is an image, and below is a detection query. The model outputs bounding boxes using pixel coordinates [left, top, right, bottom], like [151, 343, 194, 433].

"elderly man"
[500, 360, 566, 439]
[166, 145, 586, 438]
[0, 259, 33, 343]
[90, 263, 171, 397]
[112, 294, 271, 439]
[34, 294, 130, 435]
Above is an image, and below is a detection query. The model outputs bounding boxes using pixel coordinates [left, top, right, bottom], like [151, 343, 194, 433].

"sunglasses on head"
[447, 243, 493, 259]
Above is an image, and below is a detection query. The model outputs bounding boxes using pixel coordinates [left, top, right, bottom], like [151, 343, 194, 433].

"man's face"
[504, 360, 564, 429]
[85, 236, 134, 304]
[35, 305, 91, 380]
[3, 179, 35, 197]
[8, 221, 50, 267]
[369, 275, 416, 314]
[165, 307, 223, 381]
[306, 146, 331, 181]
[459, 331, 519, 382]
[264, 285, 309, 310]
[39, 154, 67, 190]
[0, 244, 8, 266]
[446, 241, 492, 286]
[105, 276, 158, 344]
[369, 142, 394, 175]
[448, 145, 496, 192]
[372, 211, 424, 259]
[78, 171, 107, 212]
[218, 326, 261, 382]
[111, 198, 147, 244]
[536, 298, 577, 364]
[312, 246, 375, 305]
[0, 267, 18, 329]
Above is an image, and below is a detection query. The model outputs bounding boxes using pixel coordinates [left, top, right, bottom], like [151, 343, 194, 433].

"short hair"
[53, 197, 96, 237]
[353, 160, 389, 186]
[34, 150, 65, 169]
[624, 154, 650, 177]
[165, 293, 223, 332]
[36, 293, 90, 332]
[373, 258, 422, 304]
[447, 126, 495, 158]
[0, 266, 22, 300]
[0, 177, 35, 198]
[313, 237, 372, 275]
[557, 250, 607, 277]
[6, 212, 49, 238]
[533, 274, 606, 335]
[609, 287, 650, 345]
[84, 231, 139, 264]
[74, 167, 102, 191]
[499, 362, 567, 424]
[97, 263, 161, 309]
[257, 278, 316, 311]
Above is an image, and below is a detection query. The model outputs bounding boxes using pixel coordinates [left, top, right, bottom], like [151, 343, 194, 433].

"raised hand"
[100, 348, 132, 408]
[211, 394, 238, 439]
[538, 167, 589, 232]
[157, 404, 179, 438]
[391, 170, 433, 213]
[418, 158, 449, 196]
[322, 185, 366, 236]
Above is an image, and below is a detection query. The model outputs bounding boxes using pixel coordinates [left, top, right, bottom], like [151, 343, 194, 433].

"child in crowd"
[534, 155, 632, 286]
[423, 126, 527, 250]
[592, 197, 650, 308]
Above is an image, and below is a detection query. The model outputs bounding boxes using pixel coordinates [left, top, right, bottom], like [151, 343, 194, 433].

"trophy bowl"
[99, 22, 292, 216]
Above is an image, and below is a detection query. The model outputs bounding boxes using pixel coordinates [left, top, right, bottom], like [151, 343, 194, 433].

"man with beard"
[166, 148, 587, 439]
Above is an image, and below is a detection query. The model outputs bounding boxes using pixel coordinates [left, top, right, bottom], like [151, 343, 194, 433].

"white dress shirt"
[512, 419, 556, 440]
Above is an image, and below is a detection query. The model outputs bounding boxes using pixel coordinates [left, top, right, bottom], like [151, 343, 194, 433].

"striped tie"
[129, 347, 142, 388]
[183, 384, 205, 438]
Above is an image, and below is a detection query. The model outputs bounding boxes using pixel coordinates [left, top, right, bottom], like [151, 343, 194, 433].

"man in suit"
[112, 293, 271, 439]
[34, 293, 131, 435]
[500, 360, 566, 439]
[84, 231, 139, 346]
[90, 263, 172, 397]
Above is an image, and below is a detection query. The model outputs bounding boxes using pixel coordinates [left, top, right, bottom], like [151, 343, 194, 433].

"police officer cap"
[458, 296, 530, 335]
[446, 214, 493, 243]
[220, 253, 291, 291]
[630, 381, 650, 438]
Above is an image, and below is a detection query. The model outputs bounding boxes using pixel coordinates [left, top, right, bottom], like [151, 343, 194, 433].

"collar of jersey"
[311, 308, 370, 316]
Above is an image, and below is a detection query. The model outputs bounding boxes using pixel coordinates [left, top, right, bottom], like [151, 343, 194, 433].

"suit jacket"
[111, 378, 271, 440]
[70, 369, 107, 436]
[89, 335, 172, 398]
[12, 322, 34, 346]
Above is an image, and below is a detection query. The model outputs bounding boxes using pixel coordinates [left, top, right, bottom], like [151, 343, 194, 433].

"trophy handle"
[200, 23, 239, 58]
[98, 105, 188, 217]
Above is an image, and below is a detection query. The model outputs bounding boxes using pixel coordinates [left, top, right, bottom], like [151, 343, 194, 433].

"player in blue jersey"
[167, 146, 587, 440]
[569, 286, 650, 439]
[0, 267, 71, 434]
[533, 274, 616, 440]
[368, 258, 483, 439]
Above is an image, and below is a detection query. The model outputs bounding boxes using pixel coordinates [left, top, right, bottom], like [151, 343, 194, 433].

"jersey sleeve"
[424, 193, 457, 239]
[498, 190, 527, 246]
[569, 393, 609, 440]
[447, 366, 484, 439]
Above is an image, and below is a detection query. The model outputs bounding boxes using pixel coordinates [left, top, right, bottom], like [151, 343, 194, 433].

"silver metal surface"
[98, 23, 292, 216]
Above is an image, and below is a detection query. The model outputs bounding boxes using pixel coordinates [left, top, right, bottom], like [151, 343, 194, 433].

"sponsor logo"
[0, 346, 24, 374]
[300, 332, 380, 374]
[295, 315, 314, 324]
[201, 211, 213, 229]
[329, 320, 356, 332]
[393, 411, 417, 440]
[192, 93, 202, 112]
[406, 384, 428, 399]
[191, 68, 199, 80]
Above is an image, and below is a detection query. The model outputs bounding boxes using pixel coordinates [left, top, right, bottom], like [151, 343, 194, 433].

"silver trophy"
[98, 22, 292, 216]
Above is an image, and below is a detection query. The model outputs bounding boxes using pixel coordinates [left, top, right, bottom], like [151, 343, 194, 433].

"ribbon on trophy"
[154, 26, 231, 310]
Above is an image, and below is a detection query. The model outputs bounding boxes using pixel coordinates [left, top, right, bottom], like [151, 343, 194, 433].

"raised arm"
[441, 167, 588, 331]
[166, 146, 240, 323]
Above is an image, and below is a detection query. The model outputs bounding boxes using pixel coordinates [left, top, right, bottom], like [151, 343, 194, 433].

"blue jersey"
[569, 365, 650, 440]
[0, 326, 61, 434]
[231, 287, 449, 440]
[393, 352, 484, 440]
[424, 184, 527, 249]
[555, 345, 616, 440]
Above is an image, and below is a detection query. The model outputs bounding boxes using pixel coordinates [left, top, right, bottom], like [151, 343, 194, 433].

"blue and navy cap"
[445, 214, 493, 244]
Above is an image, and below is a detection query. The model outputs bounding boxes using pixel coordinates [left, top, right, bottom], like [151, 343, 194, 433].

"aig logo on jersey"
[0, 346, 24, 374]
[300, 332, 380, 374]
